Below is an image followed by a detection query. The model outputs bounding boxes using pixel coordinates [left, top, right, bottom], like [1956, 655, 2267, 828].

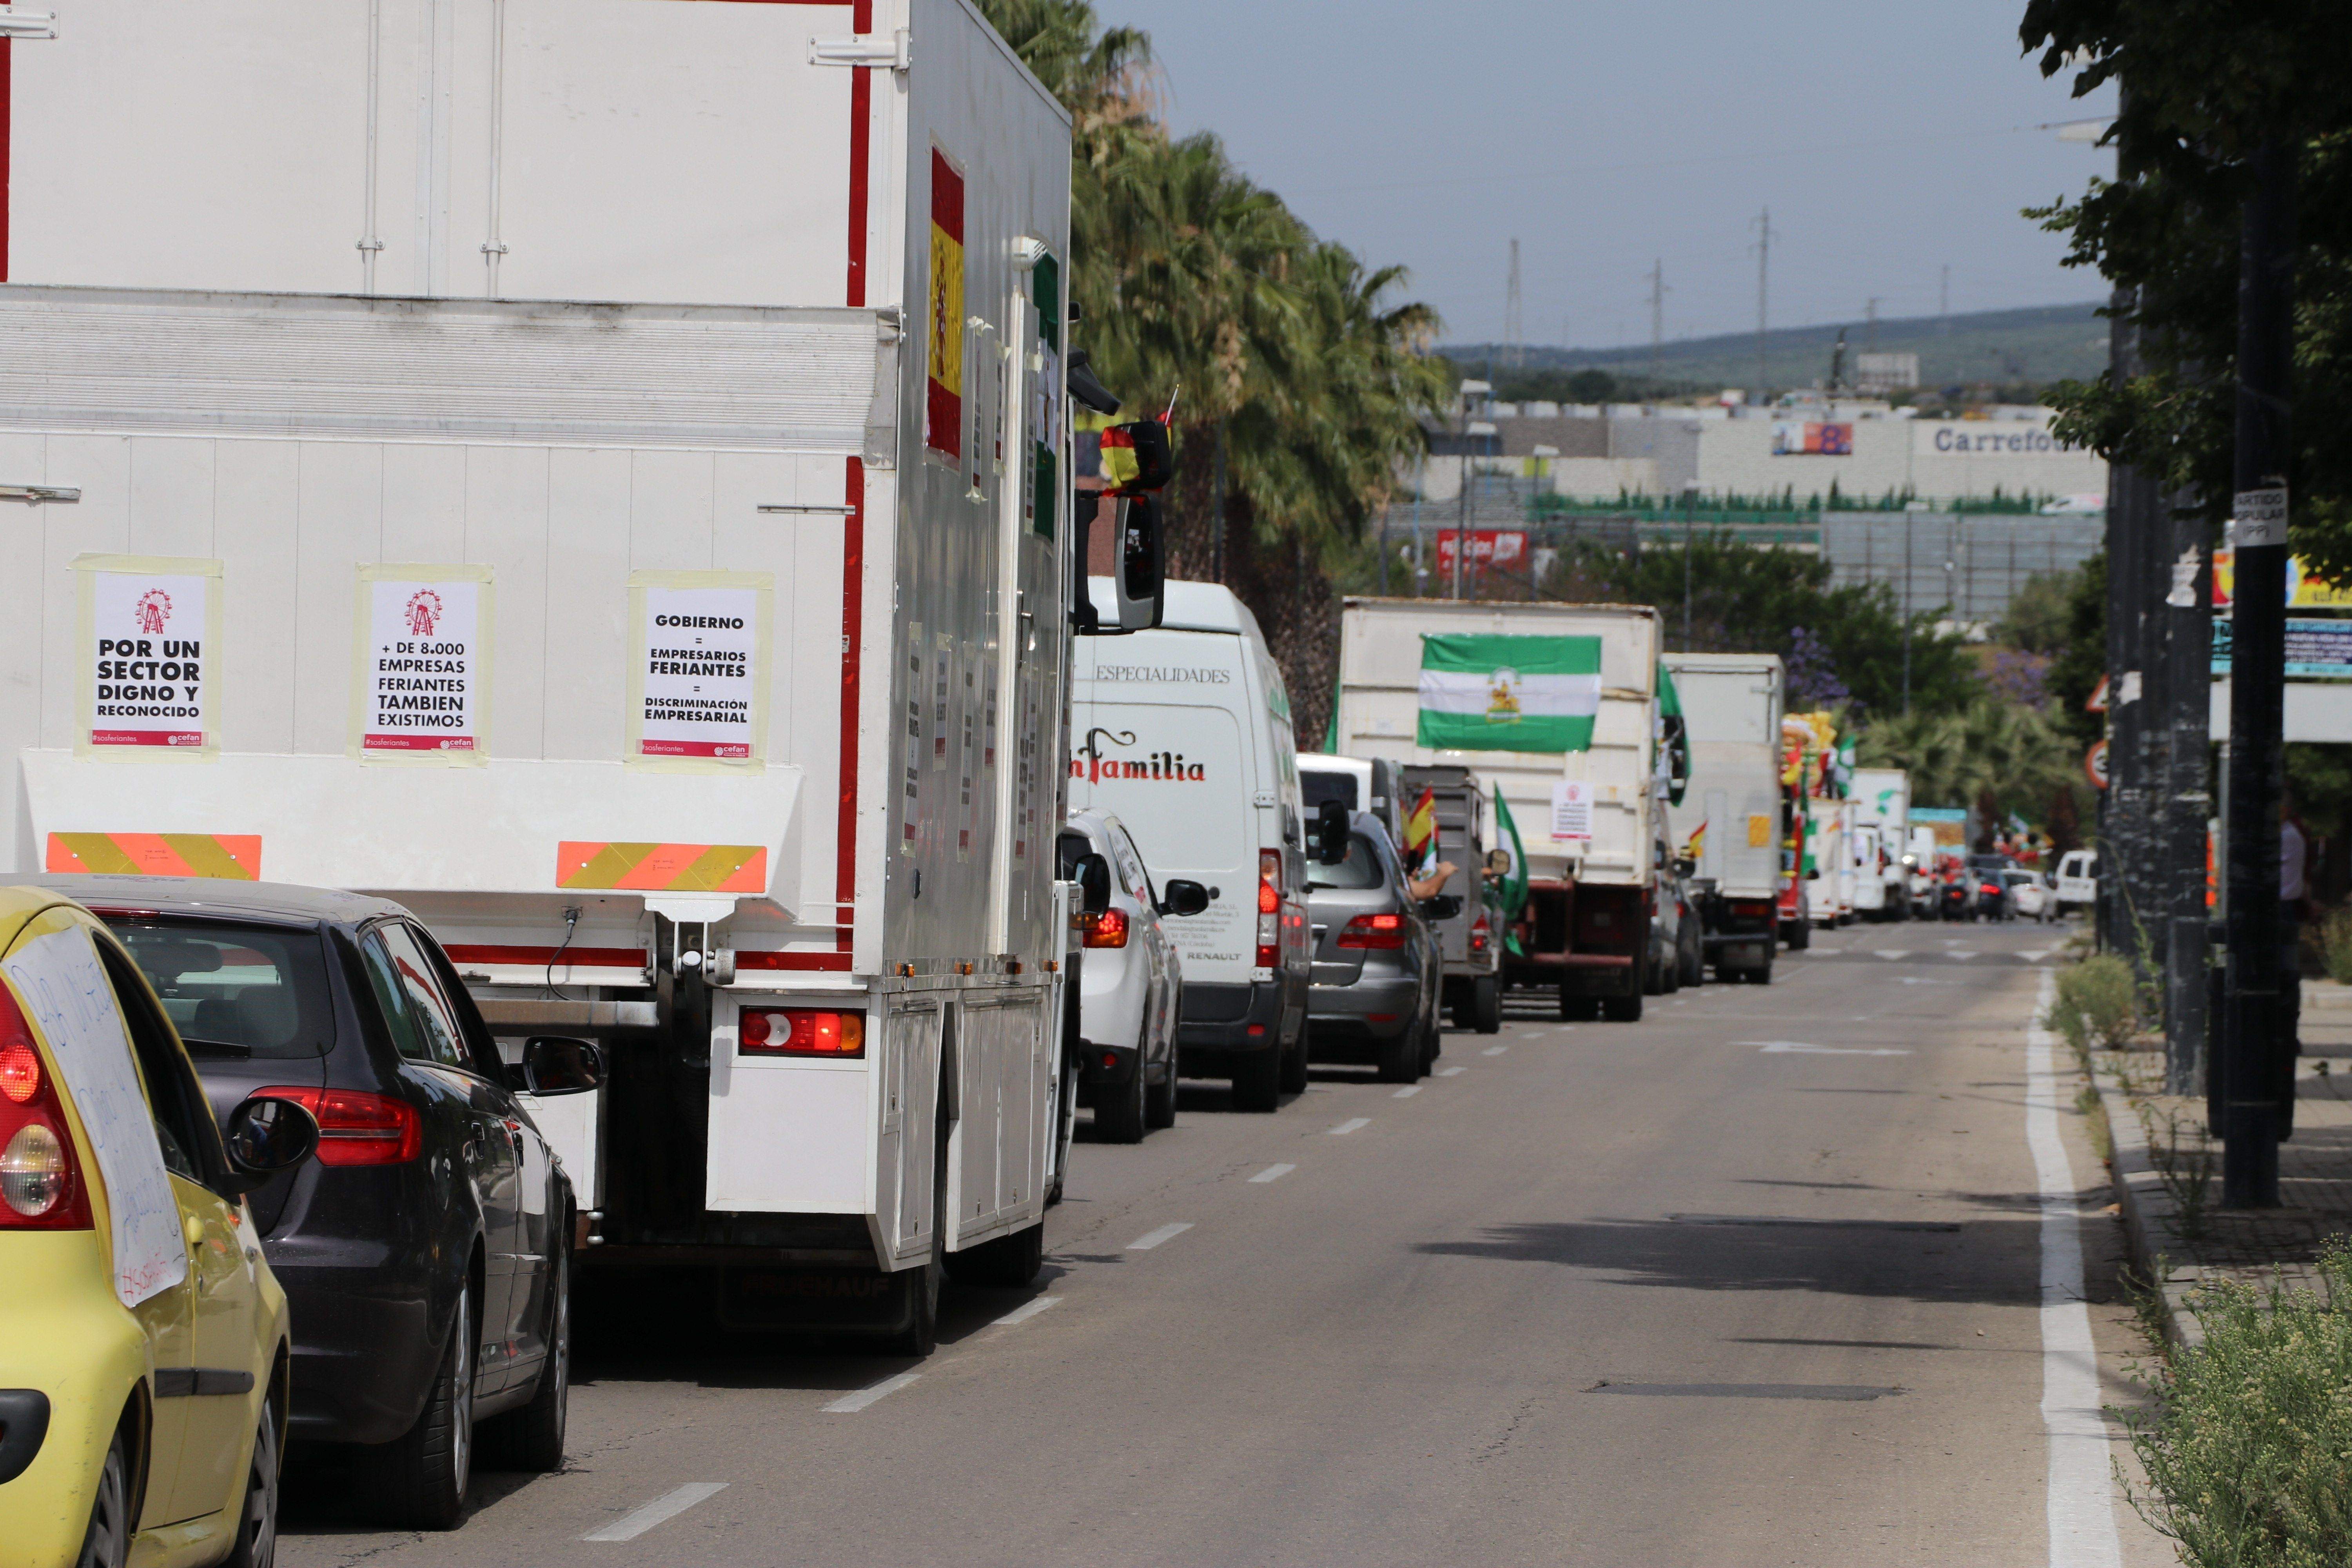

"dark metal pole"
[2101, 287, 2146, 959]
[2162, 483, 2212, 1097]
[2220, 137, 2296, 1209]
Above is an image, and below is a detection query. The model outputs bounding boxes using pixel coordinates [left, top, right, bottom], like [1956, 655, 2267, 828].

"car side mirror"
[521, 1036, 605, 1097]
[220, 1096, 319, 1193]
[1419, 895, 1463, 922]
[1315, 799, 1351, 865]
[1074, 853, 1113, 916]
[1158, 878, 1211, 918]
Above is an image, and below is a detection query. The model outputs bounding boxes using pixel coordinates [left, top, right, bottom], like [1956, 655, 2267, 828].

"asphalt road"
[284, 920, 2173, 1567]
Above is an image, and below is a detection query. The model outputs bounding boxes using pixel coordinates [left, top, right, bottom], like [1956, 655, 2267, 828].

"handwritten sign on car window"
[5, 927, 187, 1307]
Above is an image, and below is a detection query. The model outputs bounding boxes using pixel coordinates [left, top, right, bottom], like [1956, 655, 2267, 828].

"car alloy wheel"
[75, 1430, 131, 1568]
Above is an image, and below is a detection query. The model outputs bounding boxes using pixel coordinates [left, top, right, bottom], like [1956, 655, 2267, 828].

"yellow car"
[0, 889, 317, 1568]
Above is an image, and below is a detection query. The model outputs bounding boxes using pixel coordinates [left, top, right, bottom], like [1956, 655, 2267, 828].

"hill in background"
[1445, 300, 2110, 401]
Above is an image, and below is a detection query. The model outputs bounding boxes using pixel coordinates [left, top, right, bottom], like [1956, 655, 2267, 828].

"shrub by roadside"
[2048, 953, 2143, 1052]
[2125, 1241, 2352, 1566]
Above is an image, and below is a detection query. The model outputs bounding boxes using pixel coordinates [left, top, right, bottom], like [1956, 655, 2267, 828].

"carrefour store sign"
[1915, 421, 2088, 457]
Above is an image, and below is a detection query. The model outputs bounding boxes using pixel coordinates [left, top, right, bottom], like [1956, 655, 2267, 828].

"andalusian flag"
[1417, 633, 1602, 754]
[1403, 786, 1439, 875]
[1657, 661, 1690, 806]
[1492, 784, 1528, 918]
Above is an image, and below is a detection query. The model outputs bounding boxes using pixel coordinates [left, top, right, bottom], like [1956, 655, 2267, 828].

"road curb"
[2085, 1054, 2206, 1352]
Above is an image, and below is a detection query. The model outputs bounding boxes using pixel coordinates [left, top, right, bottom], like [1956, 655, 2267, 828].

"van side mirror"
[1074, 853, 1113, 916]
[1158, 879, 1210, 918]
[1112, 493, 1164, 632]
[1419, 895, 1463, 922]
[1315, 798, 1352, 865]
[521, 1037, 604, 1097]
[220, 1096, 319, 1193]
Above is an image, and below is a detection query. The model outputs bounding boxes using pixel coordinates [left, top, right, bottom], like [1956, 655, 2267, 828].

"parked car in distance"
[1064, 809, 1207, 1142]
[40, 875, 603, 1531]
[1303, 804, 1447, 1083]
[2054, 849, 2099, 915]
[0, 886, 317, 1568]
[2006, 868, 2055, 922]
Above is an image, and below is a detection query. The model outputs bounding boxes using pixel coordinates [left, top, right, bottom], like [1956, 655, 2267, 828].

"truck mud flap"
[716, 1265, 919, 1335]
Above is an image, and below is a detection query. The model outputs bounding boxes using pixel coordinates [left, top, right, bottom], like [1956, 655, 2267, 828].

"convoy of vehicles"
[1849, 767, 1913, 922]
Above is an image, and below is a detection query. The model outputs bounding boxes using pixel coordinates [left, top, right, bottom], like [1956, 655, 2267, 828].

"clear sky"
[1090, 0, 2119, 352]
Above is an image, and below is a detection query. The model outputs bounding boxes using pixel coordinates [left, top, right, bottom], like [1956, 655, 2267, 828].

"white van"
[1070, 582, 1310, 1110]
[2055, 849, 2099, 914]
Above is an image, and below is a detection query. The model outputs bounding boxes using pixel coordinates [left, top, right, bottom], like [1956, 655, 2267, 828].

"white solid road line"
[1392, 1085, 1421, 1098]
[822, 1372, 921, 1414]
[1328, 1117, 1372, 1135]
[1127, 1221, 1194, 1251]
[1249, 1163, 1296, 1183]
[1481, 1045, 1510, 1056]
[1437, 1066, 1465, 1077]
[992, 1296, 1062, 1328]
[2025, 967, 2126, 1567]
[582, 1482, 730, 1542]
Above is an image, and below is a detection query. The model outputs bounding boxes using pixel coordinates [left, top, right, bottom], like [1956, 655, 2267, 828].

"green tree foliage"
[1858, 696, 2088, 831]
[981, 0, 1449, 739]
[1546, 533, 1978, 718]
[2018, 2, 2352, 576]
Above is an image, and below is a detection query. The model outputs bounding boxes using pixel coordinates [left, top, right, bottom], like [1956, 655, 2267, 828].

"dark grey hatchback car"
[35, 875, 602, 1529]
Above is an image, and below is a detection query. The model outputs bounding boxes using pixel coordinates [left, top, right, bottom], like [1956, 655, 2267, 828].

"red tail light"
[1256, 847, 1283, 970]
[1082, 908, 1131, 949]
[0, 986, 93, 1230]
[254, 1086, 422, 1166]
[1470, 912, 1490, 953]
[1338, 912, 1408, 950]
[1728, 899, 1775, 920]
[740, 1008, 867, 1059]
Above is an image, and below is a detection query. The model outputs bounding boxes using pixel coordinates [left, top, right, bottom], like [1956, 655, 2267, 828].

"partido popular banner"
[1416, 633, 1603, 753]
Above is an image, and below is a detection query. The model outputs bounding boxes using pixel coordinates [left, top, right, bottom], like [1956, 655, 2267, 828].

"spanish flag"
[1403, 786, 1438, 873]
[1682, 820, 1707, 862]
[925, 150, 965, 460]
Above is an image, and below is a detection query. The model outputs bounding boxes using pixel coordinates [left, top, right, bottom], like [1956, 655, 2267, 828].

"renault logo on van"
[1072, 729, 1207, 784]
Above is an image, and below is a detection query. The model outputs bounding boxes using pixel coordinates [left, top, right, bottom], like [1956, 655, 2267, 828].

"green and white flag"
[1417, 633, 1603, 754]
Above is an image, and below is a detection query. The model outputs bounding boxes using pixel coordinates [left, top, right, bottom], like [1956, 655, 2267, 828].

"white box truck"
[1850, 766, 1911, 922]
[1333, 599, 1669, 1022]
[1661, 653, 1783, 982]
[1806, 798, 1857, 927]
[0, 0, 1133, 1353]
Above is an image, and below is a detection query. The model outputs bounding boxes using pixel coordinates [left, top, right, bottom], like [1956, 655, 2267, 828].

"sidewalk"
[2088, 978, 2352, 1347]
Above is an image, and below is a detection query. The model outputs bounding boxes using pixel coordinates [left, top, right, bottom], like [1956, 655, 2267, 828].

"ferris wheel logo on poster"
[403, 590, 445, 638]
[133, 590, 172, 635]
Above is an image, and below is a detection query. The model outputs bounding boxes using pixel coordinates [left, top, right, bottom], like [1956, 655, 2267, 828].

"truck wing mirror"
[1067, 348, 1120, 416]
[1158, 879, 1210, 918]
[1112, 493, 1165, 632]
[1315, 798, 1352, 864]
[1074, 853, 1113, 916]
[521, 1036, 605, 1096]
[1419, 894, 1463, 922]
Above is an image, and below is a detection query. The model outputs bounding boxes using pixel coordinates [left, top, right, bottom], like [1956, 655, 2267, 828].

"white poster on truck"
[627, 571, 772, 768]
[352, 565, 491, 762]
[1550, 779, 1594, 843]
[74, 554, 222, 757]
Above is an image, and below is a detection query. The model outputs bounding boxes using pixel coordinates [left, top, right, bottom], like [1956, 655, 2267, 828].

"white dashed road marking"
[823, 1373, 920, 1414]
[992, 1296, 1062, 1328]
[1481, 1045, 1510, 1056]
[1329, 1118, 1372, 1136]
[1127, 1222, 1194, 1251]
[583, 1483, 730, 1541]
[1437, 1066, 1465, 1077]
[1249, 1163, 1296, 1183]
[1393, 1085, 1421, 1099]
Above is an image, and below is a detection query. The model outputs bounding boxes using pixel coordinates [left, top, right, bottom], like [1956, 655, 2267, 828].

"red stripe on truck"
[839, 458, 862, 956]
[444, 946, 645, 969]
[2, 36, 11, 282]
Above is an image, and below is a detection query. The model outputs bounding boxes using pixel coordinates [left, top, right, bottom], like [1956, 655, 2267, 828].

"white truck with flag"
[1334, 599, 1673, 1022]
[0, 0, 1158, 1354]
[1850, 766, 1912, 922]
[1662, 652, 1784, 983]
